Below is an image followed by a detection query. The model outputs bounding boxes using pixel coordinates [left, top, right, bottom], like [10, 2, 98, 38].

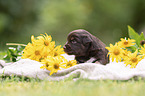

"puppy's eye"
[71, 39, 77, 44]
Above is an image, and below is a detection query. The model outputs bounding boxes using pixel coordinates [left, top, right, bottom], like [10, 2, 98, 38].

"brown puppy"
[63, 29, 109, 65]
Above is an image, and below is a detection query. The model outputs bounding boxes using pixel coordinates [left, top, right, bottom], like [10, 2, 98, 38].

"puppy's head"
[63, 29, 95, 57]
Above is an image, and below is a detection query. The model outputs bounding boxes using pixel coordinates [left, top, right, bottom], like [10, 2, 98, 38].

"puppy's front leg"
[95, 61, 101, 64]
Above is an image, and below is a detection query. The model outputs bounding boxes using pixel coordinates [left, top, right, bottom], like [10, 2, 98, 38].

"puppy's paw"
[95, 61, 101, 64]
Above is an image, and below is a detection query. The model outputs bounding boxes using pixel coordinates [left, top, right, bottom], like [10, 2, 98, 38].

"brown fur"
[63, 29, 109, 65]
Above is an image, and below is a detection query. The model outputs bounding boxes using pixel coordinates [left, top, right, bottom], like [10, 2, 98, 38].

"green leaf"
[140, 32, 144, 40]
[128, 26, 140, 46]
[17, 45, 24, 52]
[128, 25, 139, 39]
[126, 45, 137, 53]
[136, 32, 145, 47]
[3, 45, 25, 62]
[128, 26, 145, 47]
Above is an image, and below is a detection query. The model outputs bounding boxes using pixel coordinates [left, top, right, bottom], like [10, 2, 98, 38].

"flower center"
[131, 57, 138, 63]
[124, 41, 128, 45]
[54, 52, 58, 56]
[44, 41, 49, 46]
[46, 62, 49, 67]
[54, 64, 59, 69]
[113, 49, 120, 55]
[35, 50, 40, 55]
[67, 63, 72, 67]
[140, 40, 145, 46]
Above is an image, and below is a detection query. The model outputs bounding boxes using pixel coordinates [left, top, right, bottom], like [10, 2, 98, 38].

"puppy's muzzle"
[63, 44, 71, 50]
[63, 43, 73, 54]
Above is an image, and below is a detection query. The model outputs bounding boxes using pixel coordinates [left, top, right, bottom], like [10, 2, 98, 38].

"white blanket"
[0, 54, 145, 81]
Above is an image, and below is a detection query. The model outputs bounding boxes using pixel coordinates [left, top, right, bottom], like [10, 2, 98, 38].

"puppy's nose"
[63, 44, 71, 50]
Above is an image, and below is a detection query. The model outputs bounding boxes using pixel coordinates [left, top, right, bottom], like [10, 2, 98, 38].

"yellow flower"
[22, 43, 34, 59]
[33, 33, 55, 57]
[121, 49, 132, 63]
[118, 38, 135, 48]
[40, 58, 51, 70]
[51, 45, 65, 57]
[23, 42, 33, 51]
[106, 43, 124, 63]
[43, 56, 65, 75]
[139, 45, 145, 59]
[22, 45, 42, 61]
[31, 35, 35, 45]
[140, 44, 145, 55]
[65, 60, 77, 68]
[122, 49, 131, 57]
[124, 50, 142, 68]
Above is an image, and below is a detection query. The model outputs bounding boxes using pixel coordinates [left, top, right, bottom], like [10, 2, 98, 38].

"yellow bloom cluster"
[22, 33, 77, 75]
[106, 38, 145, 68]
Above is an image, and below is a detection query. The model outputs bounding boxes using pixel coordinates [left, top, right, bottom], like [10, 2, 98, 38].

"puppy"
[63, 29, 109, 65]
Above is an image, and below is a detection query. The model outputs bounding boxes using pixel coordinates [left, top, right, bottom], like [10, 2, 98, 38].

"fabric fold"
[0, 56, 145, 81]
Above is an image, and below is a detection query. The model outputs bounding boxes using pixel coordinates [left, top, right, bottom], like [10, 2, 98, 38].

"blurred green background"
[0, 0, 145, 50]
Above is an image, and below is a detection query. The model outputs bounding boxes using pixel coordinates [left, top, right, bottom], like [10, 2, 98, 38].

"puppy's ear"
[88, 36, 104, 52]
[82, 35, 99, 54]
[82, 36, 92, 46]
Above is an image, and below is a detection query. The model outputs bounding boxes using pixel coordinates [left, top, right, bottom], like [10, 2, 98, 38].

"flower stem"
[6, 43, 27, 46]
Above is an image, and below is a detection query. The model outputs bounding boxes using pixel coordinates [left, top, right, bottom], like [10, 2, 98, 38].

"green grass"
[1, 51, 145, 96]
[0, 51, 5, 60]
[0, 78, 145, 96]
